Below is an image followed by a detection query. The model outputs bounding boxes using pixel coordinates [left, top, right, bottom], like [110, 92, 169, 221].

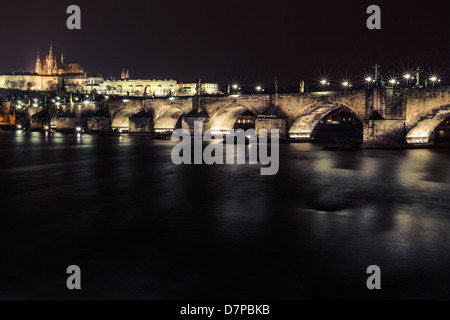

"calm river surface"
[1, 131, 450, 299]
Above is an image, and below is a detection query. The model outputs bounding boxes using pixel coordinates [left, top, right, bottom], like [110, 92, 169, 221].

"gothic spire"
[61, 52, 64, 65]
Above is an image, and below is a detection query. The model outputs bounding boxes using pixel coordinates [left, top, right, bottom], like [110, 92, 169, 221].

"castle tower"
[35, 52, 42, 74]
[44, 44, 57, 75]
[48, 43, 53, 59]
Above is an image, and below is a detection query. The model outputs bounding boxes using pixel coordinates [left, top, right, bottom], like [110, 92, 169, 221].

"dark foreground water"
[1, 131, 450, 299]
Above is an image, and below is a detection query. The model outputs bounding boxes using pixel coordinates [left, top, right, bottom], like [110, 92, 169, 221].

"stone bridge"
[116, 91, 368, 136]
[43, 86, 450, 147]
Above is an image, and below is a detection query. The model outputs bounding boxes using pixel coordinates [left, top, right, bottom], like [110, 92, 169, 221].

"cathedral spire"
[126, 69, 129, 79]
[35, 52, 42, 74]
[49, 43, 53, 58]
[61, 52, 64, 65]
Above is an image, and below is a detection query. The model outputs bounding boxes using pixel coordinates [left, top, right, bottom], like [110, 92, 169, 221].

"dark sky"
[0, 0, 448, 88]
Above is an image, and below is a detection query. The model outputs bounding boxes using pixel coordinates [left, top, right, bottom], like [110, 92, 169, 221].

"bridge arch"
[208, 103, 260, 132]
[406, 105, 450, 144]
[289, 103, 363, 139]
[111, 105, 140, 130]
[153, 105, 184, 132]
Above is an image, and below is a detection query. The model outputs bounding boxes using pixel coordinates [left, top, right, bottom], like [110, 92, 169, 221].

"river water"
[1, 131, 450, 299]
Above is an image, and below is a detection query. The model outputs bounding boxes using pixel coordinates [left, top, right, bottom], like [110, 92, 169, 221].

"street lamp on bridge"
[428, 76, 441, 87]
[319, 79, 330, 91]
[389, 78, 400, 87]
[341, 81, 352, 90]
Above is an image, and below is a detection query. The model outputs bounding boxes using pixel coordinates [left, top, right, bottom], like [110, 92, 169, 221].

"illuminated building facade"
[177, 83, 219, 96]
[0, 72, 62, 91]
[79, 72, 220, 97]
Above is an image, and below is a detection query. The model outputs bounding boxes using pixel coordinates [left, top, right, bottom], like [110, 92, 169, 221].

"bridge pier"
[362, 119, 407, 147]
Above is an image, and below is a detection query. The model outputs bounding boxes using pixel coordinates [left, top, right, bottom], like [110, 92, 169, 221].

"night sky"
[0, 0, 448, 88]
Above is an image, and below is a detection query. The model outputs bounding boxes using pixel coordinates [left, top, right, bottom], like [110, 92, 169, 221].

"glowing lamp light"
[342, 81, 351, 87]
[255, 86, 262, 91]
[389, 79, 397, 84]
[365, 77, 373, 82]
[429, 76, 438, 82]
[232, 84, 238, 90]
[403, 74, 411, 80]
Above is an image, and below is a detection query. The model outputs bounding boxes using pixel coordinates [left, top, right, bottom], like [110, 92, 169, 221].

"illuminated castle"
[35, 44, 84, 76]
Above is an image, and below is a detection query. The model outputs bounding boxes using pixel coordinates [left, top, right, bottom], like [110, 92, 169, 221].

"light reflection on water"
[0, 131, 450, 299]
